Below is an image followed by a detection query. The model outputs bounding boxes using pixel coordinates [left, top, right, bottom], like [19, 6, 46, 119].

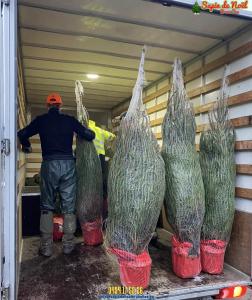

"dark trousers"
[99, 154, 107, 198]
[40, 160, 76, 214]
[99, 154, 108, 219]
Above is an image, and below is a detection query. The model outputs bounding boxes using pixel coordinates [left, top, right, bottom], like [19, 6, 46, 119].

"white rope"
[75, 80, 89, 126]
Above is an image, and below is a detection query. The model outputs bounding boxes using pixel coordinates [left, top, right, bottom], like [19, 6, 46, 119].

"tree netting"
[161, 58, 205, 278]
[105, 48, 165, 288]
[75, 80, 103, 245]
[200, 67, 236, 274]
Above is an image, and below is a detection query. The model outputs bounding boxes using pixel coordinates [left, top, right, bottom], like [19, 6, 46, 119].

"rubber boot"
[62, 214, 76, 255]
[39, 210, 53, 257]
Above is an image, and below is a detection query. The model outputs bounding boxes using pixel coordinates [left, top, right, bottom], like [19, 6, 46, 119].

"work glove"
[21, 145, 32, 153]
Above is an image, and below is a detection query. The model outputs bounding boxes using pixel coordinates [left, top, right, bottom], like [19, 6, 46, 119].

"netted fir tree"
[200, 67, 236, 242]
[161, 58, 205, 256]
[75, 81, 103, 224]
[105, 48, 166, 255]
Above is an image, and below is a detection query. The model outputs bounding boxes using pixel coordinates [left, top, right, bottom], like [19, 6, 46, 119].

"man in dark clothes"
[18, 93, 95, 257]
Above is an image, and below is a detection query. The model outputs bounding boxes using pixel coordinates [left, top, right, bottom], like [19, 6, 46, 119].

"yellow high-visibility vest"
[89, 120, 115, 155]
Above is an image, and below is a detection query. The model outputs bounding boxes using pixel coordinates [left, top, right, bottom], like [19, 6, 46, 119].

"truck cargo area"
[1, 1, 252, 300]
[18, 237, 251, 300]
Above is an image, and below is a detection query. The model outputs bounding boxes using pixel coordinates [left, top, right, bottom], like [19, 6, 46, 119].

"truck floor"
[18, 237, 251, 300]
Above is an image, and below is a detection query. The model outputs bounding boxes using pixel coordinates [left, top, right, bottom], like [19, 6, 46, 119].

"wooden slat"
[18, 158, 26, 169]
[18, 53, 26, 114]
[232, 115, 252, 128]
[30, 139, 40, 144]
[143, 86, 170, 104]
[196, 141, 252, 151]
[18, 87, 26, 115]
[147, 102, 167, 115]
[236, 187, 252, 200]
[18, 115, 25, 130]
[113, 42, 252, 117]
[188, 79, 220, 99]
[194, 91, 252, 115]
[17, 175, 26, 196]
[26, 163, 251, 177]
[29, 148, 42, 154]
[17, 52, 27, 126]
[27, 158, 42, 163]
[196, 123, 208, 133]
[144, 43, 252, 104]
[156, 132, 252, 152]
[188, 66, 252, 99]
[17, 110, 26, 129]
[18, 88, 26, 126]
[235, 140, 252, 150]
[185, 41, 252, 83]
[236, 164, 252, 175]
[27, 168, 40, 173]
[150, 117, 163, 127]
[148, 91, 252, 118]
[151, 115, 252, 132]
[196, 115, 252, 133]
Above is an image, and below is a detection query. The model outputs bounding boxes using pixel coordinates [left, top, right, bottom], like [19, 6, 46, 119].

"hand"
[90, 129, 95, 141]
[22, 145, 32, 153]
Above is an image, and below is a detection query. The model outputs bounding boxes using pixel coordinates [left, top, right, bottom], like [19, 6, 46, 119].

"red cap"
[46, 93, 62, 105]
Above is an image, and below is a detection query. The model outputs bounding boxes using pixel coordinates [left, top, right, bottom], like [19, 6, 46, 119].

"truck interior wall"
[112, 27, 252, 276]
[17, 48, 27, 285]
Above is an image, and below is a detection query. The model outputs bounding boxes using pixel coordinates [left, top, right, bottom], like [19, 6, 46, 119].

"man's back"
[18, 107, 94, 160]
[38, 108, 77, 160]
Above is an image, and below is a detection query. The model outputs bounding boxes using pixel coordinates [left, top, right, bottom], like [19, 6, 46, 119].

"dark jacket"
[18, 107, 95, 160]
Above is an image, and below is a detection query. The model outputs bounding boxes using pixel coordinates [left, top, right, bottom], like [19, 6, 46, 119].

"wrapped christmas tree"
[161, 58, 205, 278]
[105, 47, 165, 288]
[75, 81, 103, 246]
[200, 67, 235, 274]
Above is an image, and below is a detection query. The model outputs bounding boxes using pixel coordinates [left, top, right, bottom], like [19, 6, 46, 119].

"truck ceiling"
[18, 0, 251, 115]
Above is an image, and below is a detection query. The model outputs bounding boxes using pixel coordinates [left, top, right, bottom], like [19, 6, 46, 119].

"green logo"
[192, 1, 201, 14]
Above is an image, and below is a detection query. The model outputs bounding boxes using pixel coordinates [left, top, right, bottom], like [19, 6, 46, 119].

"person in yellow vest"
[88, 120, 115, 157]
[88, 120, 115, 218]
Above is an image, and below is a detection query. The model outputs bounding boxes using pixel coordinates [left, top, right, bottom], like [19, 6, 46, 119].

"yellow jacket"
[89, 120, 115, 155]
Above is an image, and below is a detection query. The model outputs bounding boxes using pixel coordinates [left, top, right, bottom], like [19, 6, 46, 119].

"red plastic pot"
[201, 240, 227, 274]
[53, 215, 64, 241]
[172, 235, 201, 278]
[109, 248, 152, 289]
[81, 218, 103, 246]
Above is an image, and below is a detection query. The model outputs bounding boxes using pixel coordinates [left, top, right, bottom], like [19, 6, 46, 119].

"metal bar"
[29, 97, 119, 105]
[24, 83, 130, 95]
[24, 75, 133, 87]
[26, 90, 124, 100]
[19, 26, 199, 54]
[22, 55, 165, 75]
[30, 103, 111, 112]
[21, 41, 173, 65]
[1, 0, 17, 299]
[154, 277, 252, 299]
[156, 289, 219, 299]
[18, 2, 222, 40]
[24, 66, 139, 81]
